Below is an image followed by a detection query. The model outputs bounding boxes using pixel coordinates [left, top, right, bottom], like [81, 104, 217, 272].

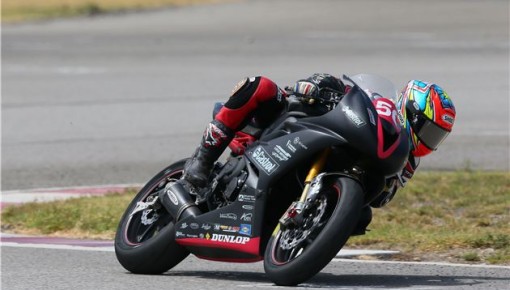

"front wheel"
[264, 177, 364, 286]
[114, 159, 190, 274]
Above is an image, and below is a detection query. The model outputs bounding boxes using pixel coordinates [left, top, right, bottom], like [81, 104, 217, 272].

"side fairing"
[246, 126, 346, 188]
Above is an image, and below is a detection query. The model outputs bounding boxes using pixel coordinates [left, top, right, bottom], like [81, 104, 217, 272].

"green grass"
[1, 171, 509, 264]
[1, 190, 136, 239]
[2, 0, 226, 23]
[348, 171, 510, 264]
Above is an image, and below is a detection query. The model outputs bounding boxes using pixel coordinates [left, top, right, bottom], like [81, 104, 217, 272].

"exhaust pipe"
[158, 181, 201, 221]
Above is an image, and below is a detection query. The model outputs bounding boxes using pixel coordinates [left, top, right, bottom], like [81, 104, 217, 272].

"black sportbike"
[114, 74, 409, 286]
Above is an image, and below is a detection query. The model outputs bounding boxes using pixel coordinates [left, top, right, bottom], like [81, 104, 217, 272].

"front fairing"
[342, 86, 408, 175]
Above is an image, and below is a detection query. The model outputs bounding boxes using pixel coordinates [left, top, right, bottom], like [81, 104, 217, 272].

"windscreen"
[344, 74, 399, 102]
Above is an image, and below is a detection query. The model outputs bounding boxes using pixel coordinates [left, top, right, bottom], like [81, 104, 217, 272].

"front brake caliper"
[279, 201, 305, 228]
[279, 173, 326, 229]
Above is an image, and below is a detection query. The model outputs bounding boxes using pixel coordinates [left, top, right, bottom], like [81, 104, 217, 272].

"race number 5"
[374, 98, 403, 131]
[375, 99, 394, 116]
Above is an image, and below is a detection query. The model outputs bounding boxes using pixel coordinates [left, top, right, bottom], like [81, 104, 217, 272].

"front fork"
[279, 148, 331, 228]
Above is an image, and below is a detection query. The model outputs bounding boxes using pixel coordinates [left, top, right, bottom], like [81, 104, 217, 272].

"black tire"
[263, 177, 364, 286]
[115, 159, 190, 274]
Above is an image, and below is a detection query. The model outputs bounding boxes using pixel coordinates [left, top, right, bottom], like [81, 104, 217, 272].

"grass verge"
[1, 171, 509, 264]
[2, 0, 225, 23]
[349, 171, 510, 264]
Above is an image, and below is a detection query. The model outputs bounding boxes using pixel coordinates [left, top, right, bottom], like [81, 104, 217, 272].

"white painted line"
[337, 249, 399, 257]
[332, 258, 510, 269]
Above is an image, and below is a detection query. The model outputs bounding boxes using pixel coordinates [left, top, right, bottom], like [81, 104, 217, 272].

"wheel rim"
[123, 169, 183, 246]
[271, 187, 339, 265]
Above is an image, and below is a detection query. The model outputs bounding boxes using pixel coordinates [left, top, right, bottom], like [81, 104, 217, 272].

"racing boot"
[182, 119, 235, 193]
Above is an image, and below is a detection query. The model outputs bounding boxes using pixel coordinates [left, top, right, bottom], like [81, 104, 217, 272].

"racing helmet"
[397, 80, 456, 157]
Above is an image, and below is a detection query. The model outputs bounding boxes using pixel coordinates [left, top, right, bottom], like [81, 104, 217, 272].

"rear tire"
[115, 159, 190, 274]
[264, 177, 364, 286]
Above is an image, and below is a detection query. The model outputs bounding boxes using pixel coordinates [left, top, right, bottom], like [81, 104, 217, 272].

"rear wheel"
[264, 177, 364, 286]
[114, 159, 190, 274]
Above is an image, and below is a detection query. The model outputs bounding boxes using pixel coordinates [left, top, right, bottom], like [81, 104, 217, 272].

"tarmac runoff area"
[0, 185, 399, 258]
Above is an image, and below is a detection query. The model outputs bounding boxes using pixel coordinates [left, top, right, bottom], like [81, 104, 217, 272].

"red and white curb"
[0, 184, 399, 258]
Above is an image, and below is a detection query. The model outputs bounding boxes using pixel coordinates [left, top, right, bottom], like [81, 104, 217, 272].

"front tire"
[115, 159, 190, 274]
[264, 177, 364, 286]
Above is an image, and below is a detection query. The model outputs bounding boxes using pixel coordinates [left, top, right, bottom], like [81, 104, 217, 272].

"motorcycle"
[114, 74, 409, 286]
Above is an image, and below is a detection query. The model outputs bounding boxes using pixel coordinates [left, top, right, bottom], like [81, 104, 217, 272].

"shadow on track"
[159, 270, 505, 288]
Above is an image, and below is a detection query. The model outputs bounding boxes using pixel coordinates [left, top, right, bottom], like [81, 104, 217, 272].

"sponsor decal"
[210, 234, 251, 244]
[272, 145, 292, 161]
[239, 224, 252, 236]
[342, 105, 365, 127]
[176, 231, 185, 238]
[442, 114, 454, 125]
[241, 213, 253, 222]
[238, 194, 256, 203]
[190, 223, 199, 230]
[180, 222, 188, 229]
[214, 224, 221, 231]
[251, 146, 279, 175]
[220, 225, 240, 233]
[168, 191, 179, 205]
[219, 213, 237, 220]
[201, 224, 212, 230]
[186, 234, 199, 238]
[271, 152, 286, 162]
[397, 110, 405, 126]
[293, 137, 308, 150]
[286, 140, 297, 153]
[242, 205, 254, 210]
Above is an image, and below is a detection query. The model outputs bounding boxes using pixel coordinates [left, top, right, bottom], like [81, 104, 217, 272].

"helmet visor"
[414, 116, 450, 150]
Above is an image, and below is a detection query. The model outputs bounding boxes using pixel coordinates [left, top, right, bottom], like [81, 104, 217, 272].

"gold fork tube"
[298, 148, 331, 202]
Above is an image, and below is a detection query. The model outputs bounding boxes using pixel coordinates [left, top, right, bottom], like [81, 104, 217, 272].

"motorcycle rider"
[179, 73, 456, 234]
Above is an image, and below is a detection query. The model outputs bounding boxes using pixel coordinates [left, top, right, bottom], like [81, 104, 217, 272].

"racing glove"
[294, 80, 320, 98]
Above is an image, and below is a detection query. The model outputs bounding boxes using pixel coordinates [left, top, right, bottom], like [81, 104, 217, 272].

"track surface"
[1, 0, 509, 289]
[2, 0, 509, 191]
[2, 246, 509, 290]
